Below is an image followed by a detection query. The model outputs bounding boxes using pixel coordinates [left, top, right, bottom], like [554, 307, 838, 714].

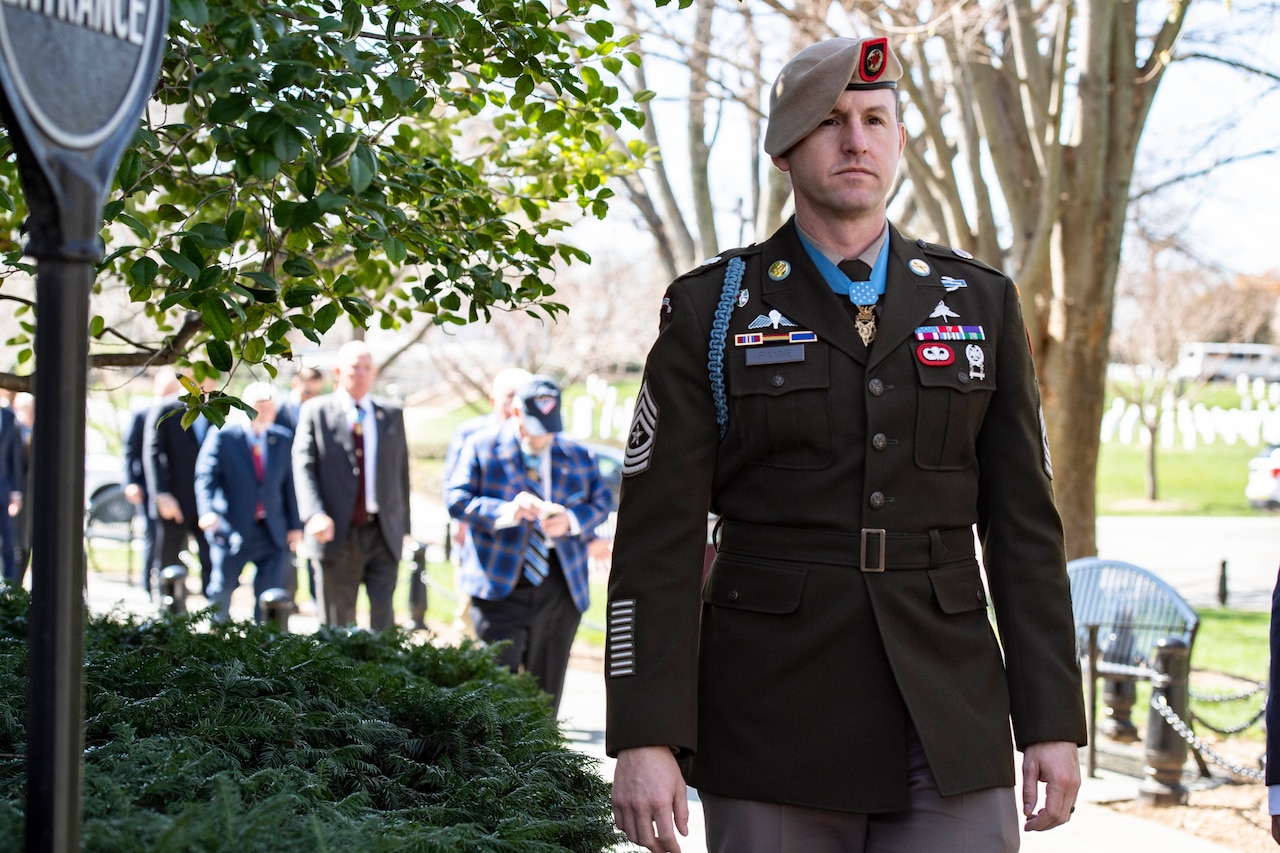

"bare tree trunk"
[688, 0, 718, 259]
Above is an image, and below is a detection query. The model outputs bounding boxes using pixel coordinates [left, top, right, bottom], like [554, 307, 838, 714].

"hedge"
[0, 586, 621, 851]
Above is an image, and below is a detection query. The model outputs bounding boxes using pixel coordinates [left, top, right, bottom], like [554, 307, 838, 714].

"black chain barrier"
[1152, 694, 1266, 782]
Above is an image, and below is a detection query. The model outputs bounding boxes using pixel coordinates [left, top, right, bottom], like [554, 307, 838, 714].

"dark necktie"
[251, 436, 265, 520]
[838, 259, 873, 282]
[837, 259, 878, 346]
[522, 457, 549, 584]
[350, 406, 368, 528]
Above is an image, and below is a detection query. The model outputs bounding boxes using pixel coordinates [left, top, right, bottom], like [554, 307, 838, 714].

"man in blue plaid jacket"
[446, 375, 612, 714]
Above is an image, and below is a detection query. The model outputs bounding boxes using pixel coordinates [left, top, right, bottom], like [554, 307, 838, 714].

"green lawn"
[1096, 440, 1261, 515]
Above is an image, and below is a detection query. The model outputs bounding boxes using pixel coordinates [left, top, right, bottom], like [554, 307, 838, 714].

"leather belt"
[716, 520, 976, 572]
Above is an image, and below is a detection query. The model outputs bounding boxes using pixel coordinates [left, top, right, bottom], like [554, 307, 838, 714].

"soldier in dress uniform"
[606, 37, 1087, 853]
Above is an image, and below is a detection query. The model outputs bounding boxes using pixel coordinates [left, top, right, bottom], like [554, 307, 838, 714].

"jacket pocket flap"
[929, 563, 989, 614]
[703, 558, 806, 614]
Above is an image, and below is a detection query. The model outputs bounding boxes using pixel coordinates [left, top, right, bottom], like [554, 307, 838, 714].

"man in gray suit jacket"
[292, 341, 411, 630]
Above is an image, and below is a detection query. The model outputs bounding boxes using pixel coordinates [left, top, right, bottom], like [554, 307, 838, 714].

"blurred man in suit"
[274, 364, 325, 435]
[9, 392, 32, 580]
[446, 375, 611, 714]
[292, 341, 410, 630]
[144, 375, 217, 597]
[195, 382, 302, 622]
[0, 393, 24, 583]
[124, 369, 180, 591]
[268, 363, 325, 603]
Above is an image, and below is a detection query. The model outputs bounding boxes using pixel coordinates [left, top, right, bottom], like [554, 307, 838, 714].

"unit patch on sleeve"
[607, 599, 637, 678]
[622, 380, 659, 477]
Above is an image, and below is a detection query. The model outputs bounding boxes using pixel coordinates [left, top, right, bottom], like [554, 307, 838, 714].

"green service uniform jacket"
[604, 219, 1087, 813]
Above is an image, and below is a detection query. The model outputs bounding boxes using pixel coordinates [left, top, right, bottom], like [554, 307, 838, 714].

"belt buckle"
[860, 528, 886, 572]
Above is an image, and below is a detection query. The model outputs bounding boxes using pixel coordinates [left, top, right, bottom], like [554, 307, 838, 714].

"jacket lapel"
[758, 220, 866, 366]
[867, 226, 948, 372]
[329, 398, 357, 465]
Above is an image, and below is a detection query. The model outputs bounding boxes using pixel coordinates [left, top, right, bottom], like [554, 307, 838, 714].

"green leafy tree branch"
[0, 0, 662, 421]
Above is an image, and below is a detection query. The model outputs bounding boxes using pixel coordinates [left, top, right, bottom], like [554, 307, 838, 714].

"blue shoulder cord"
[708, 257, 745, 440]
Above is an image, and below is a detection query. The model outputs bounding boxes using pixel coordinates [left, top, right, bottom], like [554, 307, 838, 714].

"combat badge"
[940, 276, 967, 292]
[965, 344, 986, 380]
[622, 380, 659, 477]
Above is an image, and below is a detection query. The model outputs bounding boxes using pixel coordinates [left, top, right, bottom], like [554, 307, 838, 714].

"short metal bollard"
[405, 540, 429, 630]
[257, 588, 295, 632]
[1139, 637, 1190, 805]
[158, 565, 187, 615]
[1099, 608, 1139, 742]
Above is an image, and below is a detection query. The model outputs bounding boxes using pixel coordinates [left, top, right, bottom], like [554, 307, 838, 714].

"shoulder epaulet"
[671, 244, 760, 285]
[913, 238, 1004, 277]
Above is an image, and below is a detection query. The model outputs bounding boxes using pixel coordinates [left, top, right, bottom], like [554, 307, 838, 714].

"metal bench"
[83, 484, 142, 580]
[1067, 556, 1200, 776]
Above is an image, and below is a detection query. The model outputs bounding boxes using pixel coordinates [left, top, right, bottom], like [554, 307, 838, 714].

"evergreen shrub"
[0, 587, 620, 851]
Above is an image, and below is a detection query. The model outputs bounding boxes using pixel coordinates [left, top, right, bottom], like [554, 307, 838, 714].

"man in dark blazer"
[124, 369, 180, 590]
[143, 375, 216, 597]
[0, 399, 24, 582]
[273, 364, 325, 434]
[292, 341, 410, 631]
[195, 382, 302, 621]
[607, 37, 1086, 853]
[446, 375, 611, 714]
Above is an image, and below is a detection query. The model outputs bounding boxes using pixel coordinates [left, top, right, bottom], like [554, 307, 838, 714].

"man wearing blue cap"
[606, 36, 1086, 852]
[446, 374, 612, 714]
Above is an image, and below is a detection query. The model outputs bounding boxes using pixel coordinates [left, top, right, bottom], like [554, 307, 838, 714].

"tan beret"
[764, 37, 903, 157]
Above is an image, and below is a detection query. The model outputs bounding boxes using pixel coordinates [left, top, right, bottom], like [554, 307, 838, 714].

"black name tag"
[746, 344, 805, 366]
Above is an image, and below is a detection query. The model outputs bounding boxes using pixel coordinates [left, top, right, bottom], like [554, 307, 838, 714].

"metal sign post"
[0, 3, 168, 850]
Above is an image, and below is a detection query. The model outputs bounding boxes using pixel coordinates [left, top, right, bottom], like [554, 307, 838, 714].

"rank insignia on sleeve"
[622, 381, 659, 477]
[607, 598, 637, 678]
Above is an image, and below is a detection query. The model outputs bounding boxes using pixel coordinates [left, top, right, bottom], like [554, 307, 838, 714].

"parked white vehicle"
[1246, 444, 1280, 510]
[1176, 342, 1280, 383]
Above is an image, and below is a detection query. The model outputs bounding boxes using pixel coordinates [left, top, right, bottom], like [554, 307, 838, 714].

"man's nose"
[842, 122, 868, 152]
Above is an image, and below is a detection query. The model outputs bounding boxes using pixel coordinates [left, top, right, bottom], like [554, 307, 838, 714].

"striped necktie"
[522, 456, 549, 584]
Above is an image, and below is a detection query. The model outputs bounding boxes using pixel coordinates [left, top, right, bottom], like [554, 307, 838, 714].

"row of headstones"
[1102, 397, 1280, 448]
[568, 375, 635, 442]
